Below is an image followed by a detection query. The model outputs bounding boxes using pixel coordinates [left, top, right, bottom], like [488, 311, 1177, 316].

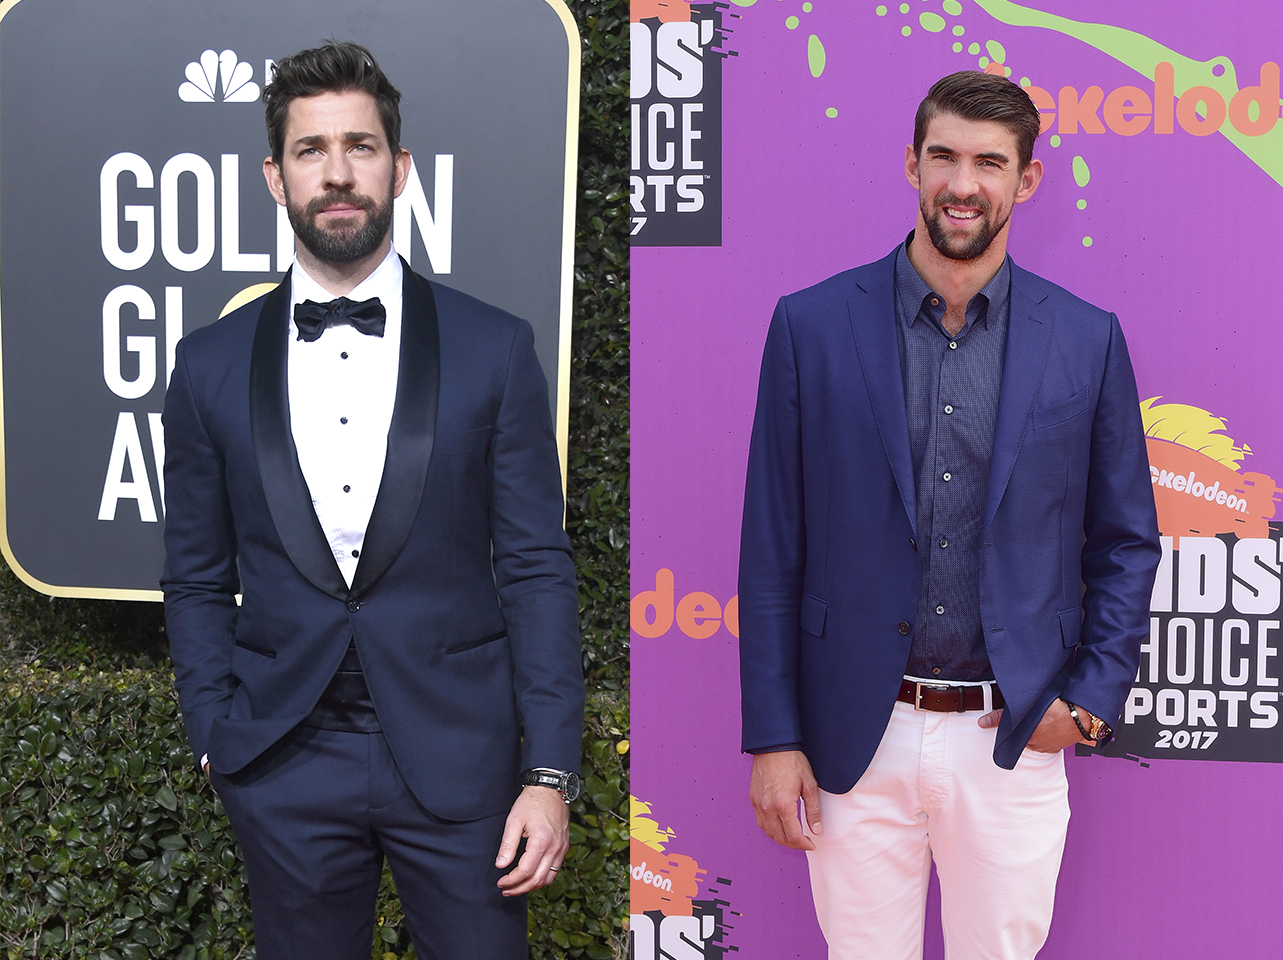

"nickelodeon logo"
[631, 569, 739, 639]
[1027, 62, 1279, 137]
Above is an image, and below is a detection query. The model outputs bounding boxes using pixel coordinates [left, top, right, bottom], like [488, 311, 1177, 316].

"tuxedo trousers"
[805, 701, 1070, 960]
[212, 726, 526, 960]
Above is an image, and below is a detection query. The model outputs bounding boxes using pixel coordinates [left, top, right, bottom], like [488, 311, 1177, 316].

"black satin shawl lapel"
[249, 271, 349, 599]
[350, 262, 440, 597]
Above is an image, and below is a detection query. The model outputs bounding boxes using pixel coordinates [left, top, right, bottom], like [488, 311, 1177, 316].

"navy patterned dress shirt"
[894, 237, 1010, 682]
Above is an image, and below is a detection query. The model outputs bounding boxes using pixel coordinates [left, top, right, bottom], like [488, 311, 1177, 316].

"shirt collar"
[290, 244, 403, 314]
[894, 232, 1011, 332]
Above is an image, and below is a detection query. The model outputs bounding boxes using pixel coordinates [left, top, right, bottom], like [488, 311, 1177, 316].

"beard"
[920, 191, 1011, 261]
[285, 175, 394, 265]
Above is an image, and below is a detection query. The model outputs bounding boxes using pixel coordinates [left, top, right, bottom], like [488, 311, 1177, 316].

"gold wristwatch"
[1067, 701, 1113, 744]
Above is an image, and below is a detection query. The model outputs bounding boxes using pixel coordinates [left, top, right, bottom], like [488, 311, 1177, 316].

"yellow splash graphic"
[631, 795, 677, 852]
[1140, 397, 1251, 468]
[1140, 399, 1278, 544]
[630, 796, 707, 916]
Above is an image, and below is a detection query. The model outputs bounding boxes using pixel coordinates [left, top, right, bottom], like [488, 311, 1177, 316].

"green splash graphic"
[920, 12, 946, 33]
[809, 34, 827, 76]
[1072, 155, 1090, 187]
[971, 0, 1283, 187]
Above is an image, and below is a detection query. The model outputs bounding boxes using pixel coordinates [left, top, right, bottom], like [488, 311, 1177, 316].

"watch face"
[562, 771, 581, 802]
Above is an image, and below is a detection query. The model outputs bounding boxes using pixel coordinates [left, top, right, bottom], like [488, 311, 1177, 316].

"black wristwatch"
[521, 767, 581, 804]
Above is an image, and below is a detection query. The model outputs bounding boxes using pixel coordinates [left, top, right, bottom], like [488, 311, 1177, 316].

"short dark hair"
[263, 41, 402, 164]
[913, 71, 1041, 170]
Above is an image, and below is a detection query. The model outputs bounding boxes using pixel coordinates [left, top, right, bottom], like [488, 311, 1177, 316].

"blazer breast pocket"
[1032, 387, 1091, 430]
[433, 426, 493, 457]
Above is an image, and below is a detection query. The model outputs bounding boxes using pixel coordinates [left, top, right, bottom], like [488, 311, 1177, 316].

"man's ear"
[392, 147, 412, 199]
[263, 156, 287, 207]
[1014, 157, 1043, 204]
[904, 144, 921, 191]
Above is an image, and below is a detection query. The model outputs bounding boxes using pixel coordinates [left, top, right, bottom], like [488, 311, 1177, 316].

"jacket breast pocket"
[801, 594, 828, 637]
[1032, 387, 1090, 430]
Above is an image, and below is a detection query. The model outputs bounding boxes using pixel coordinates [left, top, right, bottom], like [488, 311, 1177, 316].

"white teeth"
[946, 208, 979, 220]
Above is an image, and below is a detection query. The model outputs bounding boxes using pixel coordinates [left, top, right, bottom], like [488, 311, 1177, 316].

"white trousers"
[806, 701, 1070, 960]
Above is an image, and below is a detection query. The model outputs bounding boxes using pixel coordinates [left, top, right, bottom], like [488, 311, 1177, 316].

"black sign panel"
[1090, 524, 1283, 765]
[630, 4, 722, 246]
[0, 0, 578, 598]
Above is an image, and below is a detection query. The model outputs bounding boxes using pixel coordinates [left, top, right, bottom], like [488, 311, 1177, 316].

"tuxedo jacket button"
[897, 621, 910, 635]
[347, 599, 361, 612]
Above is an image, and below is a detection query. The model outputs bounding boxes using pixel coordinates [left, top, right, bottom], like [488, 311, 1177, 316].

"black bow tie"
[293, 297, 387, 342]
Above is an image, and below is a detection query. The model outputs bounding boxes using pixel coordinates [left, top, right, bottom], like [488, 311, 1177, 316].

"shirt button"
[940, 538, 948, 548]
[932, 667, 941, 675]
[340, 416, 348, 424]
[343, 485, 351, 493]
[352, 549, 360, 558]
[944, 404, 954, 414]
[935, 605, 945, 615]
[347, 599, 361, 612]
[897, 621, 911, 635]
[930, 297, 939, 306]
[942, 472, 952, 482]
[948, 341, 958, 350]
[341, 351, 349, 359]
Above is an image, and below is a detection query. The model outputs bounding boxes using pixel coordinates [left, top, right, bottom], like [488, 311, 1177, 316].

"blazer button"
[897, 621, 910, 635]
[347, 599, 361, 612]
[909, 538, 917, 551]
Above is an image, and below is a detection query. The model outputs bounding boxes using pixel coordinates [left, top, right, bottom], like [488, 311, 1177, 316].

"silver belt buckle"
[913, 681, 950, 710]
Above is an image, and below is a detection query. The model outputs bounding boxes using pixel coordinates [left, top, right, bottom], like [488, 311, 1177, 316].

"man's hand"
[495, 786, 570, 896]
[977, 699, 1094, 753]
[749, 750, 821, 850]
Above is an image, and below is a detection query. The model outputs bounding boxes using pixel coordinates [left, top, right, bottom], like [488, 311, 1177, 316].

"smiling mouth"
[943, 206, 981, 222]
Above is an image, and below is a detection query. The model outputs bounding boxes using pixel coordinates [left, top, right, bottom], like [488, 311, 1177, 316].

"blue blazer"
[161, 263, 583, 821]
[739, 248, 1160, 792]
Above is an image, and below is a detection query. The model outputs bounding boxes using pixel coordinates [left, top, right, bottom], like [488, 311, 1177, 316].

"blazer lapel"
[249, 271, 349, 599]
[984, 271, 1054, 530]
[848, 258, 917, 537]
[349, 262, 440, 597]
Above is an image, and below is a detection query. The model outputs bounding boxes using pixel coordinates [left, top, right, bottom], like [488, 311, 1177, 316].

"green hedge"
[0, 667, 628, 960]
[0, 0, 628, 954]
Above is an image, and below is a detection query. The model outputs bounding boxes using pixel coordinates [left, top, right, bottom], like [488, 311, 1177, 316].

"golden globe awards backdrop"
[0, 0, 578, 599]
[632, 1, 1282, 956]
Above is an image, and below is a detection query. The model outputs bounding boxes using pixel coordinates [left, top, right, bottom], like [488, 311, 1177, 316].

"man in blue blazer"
[161, 42, 583, 960]
[740, 72, 1159, 959]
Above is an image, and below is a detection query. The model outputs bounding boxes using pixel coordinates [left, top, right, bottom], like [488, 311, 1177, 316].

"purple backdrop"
[632, 1, 1283, 956]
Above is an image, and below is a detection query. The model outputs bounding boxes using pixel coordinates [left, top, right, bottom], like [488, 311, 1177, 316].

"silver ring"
[549, 866, 560, 872]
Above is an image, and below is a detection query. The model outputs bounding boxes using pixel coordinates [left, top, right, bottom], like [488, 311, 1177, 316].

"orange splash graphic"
[1141, 398, 1279, 545]
[631, 796, 707, 916]
[631, 0, 692, 22]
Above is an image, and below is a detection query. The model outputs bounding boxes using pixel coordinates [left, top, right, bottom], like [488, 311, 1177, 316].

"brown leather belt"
[898, 679, 1004, 712]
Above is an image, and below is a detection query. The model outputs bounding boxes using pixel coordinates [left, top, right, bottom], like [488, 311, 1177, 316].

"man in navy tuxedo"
[162, 42, 583, 960]
[739, 71, 1160, 959]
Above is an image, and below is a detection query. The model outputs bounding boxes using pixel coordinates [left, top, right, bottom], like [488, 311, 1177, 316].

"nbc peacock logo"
[178, 49, 261, 103]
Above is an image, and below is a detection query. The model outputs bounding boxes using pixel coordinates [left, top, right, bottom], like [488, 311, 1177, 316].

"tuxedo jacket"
[739, 248, 1161, 793]
[161, 262, 583, 821]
